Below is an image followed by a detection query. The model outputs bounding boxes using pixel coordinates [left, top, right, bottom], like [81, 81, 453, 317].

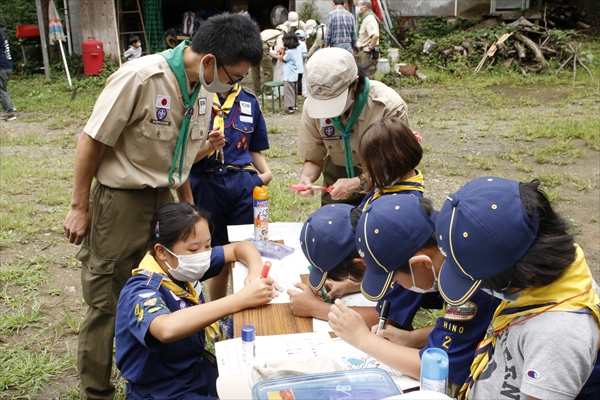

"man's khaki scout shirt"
[260, 29, 281, 48]
[356, 13, 379, 49]
[297, 80, 408, 167]
[84, 54, 211, 190]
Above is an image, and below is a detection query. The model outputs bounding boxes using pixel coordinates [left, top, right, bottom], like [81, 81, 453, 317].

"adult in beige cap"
[356, 0, 379, 79]
[63, 13, 263, 400]
[252, 27, 283, 96]
[284, 11, 306, 32]
[304, 19, 328, 57]
[295, 47, 409, 206]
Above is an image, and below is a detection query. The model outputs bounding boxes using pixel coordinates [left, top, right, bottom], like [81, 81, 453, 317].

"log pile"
[543, 0, 592, 30]
[436, 25, 591, 78]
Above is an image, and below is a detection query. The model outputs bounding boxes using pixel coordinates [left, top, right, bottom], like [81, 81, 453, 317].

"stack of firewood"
[544, 0, 591, 30]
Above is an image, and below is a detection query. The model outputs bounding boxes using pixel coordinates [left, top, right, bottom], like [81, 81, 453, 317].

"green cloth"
[330, 78, 370, 179]
[160, 40, 202, 184]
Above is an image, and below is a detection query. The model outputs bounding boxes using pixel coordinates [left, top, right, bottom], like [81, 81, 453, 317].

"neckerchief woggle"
[132, 252, 199, 305]
[330, 77, 370, 179]
[209, 84, 242, 159]
[458, 244, 600, 400]
[361, 169, 425, 211]
[161, 40, 202, 184]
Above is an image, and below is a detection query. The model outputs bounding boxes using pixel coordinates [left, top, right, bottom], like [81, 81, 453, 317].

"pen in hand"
[375, 300, 390, 334]
[260, 261, 272, 279]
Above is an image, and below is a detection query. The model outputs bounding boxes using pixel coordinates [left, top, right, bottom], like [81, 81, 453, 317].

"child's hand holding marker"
[252, 261, 282, 295]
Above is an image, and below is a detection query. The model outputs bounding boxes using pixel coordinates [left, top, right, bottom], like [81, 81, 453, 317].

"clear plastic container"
[252, 368, 402, 400]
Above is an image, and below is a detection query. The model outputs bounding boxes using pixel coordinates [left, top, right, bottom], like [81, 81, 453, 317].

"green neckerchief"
[357, 11, 375, 36]
[161, 40, 202, 184]
[330, 77, 370, 179]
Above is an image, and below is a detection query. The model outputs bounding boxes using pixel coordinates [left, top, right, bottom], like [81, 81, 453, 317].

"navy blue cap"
[241, 325, 255, 342]
[300, 204, 356, 291]
[357, 194, 437, 301]
[437, 177, 539, 306]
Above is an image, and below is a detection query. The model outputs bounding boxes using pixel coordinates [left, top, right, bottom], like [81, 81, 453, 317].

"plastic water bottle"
[253, 185, 269, 241]
[420, 348, 449, 394]
[242, 325, 256, 364]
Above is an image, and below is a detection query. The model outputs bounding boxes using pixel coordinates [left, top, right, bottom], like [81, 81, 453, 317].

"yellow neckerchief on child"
[458, 244, 600, 400]
[132, 252, 199, 305]
[361, 169, 425, 211]
[208, 83, 242, 159]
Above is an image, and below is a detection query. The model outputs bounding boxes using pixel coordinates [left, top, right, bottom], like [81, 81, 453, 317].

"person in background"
[0, 26, 16, 121]
[355, 0, 379, 79]
[280, 32, 301, 115]
[124, 35, 142, 61]
[327, 195, 500, 396]
[304, 19, 327, 58]
[115, 202, 276, 399]
[63, 13, 263, 399]
[324, 0, 356, 54]
[436, 177, 599, 399]
[295, 30, 307, 99]
[295, 48, 409, 207]
[189, 80, 272, 301]
[252, 28, 282, 97]
[284, 11, 306, 33]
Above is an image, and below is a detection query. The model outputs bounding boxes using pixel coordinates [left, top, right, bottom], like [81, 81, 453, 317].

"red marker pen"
[260, 261, 272, 279]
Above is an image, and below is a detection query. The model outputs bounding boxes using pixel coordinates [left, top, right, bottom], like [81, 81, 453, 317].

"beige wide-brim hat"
[288, 11, 299, 27]
[304, 19, 317, 36]
[304, 48, 358, 119]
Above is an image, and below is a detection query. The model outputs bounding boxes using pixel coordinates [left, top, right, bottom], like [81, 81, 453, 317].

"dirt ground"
[1, 79, 598, 398]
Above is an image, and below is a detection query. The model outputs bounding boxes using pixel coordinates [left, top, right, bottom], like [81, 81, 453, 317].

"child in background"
[115, 202, 276, 399]
[280, 32, 301, 114]
[124, 35, 142, 61]
[435, 177, 599, 399]
[189, 82, 272, 300]
[295, 30, 308, 98]
[328, 195, 500, 396]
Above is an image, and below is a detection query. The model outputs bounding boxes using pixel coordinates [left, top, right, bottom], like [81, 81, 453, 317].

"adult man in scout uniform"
[252, 27, 283, 97]
[304, 19, 328, 58]
[295, 47, 409, 206]
[63, 13, 263, 400]
[355, 0, 379, 79]
[284, 11, 306, 32]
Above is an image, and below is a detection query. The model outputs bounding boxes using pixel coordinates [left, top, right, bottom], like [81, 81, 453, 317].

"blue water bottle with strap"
[420, 347, 449, 394]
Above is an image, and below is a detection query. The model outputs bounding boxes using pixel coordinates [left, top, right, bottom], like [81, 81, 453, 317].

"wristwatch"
[358, 174, 369, 191]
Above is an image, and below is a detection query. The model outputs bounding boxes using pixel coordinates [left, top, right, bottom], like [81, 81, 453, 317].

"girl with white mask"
[115, 202, 277, 398]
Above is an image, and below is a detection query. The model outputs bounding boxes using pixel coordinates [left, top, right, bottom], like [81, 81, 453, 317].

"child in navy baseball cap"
[435, 177, 600, 400]
[328, 194, 500, 393]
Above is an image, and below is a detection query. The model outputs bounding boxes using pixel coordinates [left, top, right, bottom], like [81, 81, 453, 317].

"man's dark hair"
[129, 35, 140, 45]
[143, 203, 213, 260]
[482, 179, 576, 293]
[333, 0, 345, 5]
[191, 13, 262, 66]
[283, 32, 299, 49]
[355, 63, 370, 95]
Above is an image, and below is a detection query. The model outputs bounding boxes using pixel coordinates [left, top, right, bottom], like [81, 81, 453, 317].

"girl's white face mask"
[163, 246, 211, 282]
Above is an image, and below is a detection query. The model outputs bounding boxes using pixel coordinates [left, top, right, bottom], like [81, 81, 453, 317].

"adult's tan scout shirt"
[356, 13, 379, 49]
[297, 80, 408, 167]
[83, 54, 212, 189]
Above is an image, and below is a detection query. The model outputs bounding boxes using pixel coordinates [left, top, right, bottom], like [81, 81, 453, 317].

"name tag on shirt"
[240, 101, 252, 115]
[198, 98, 207, 115]
[239, 115, 253, 123]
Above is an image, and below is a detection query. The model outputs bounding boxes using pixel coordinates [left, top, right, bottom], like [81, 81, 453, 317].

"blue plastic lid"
[242, 325, 255, 342]
[421, 348, 449, 380]
[252, 368, 402, 399]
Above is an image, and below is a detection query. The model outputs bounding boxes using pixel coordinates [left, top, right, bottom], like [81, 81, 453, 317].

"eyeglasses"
[220, 63, 248, 85]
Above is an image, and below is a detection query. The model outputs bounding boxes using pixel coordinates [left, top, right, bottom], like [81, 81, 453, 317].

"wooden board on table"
[233, 274, 312, 338]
